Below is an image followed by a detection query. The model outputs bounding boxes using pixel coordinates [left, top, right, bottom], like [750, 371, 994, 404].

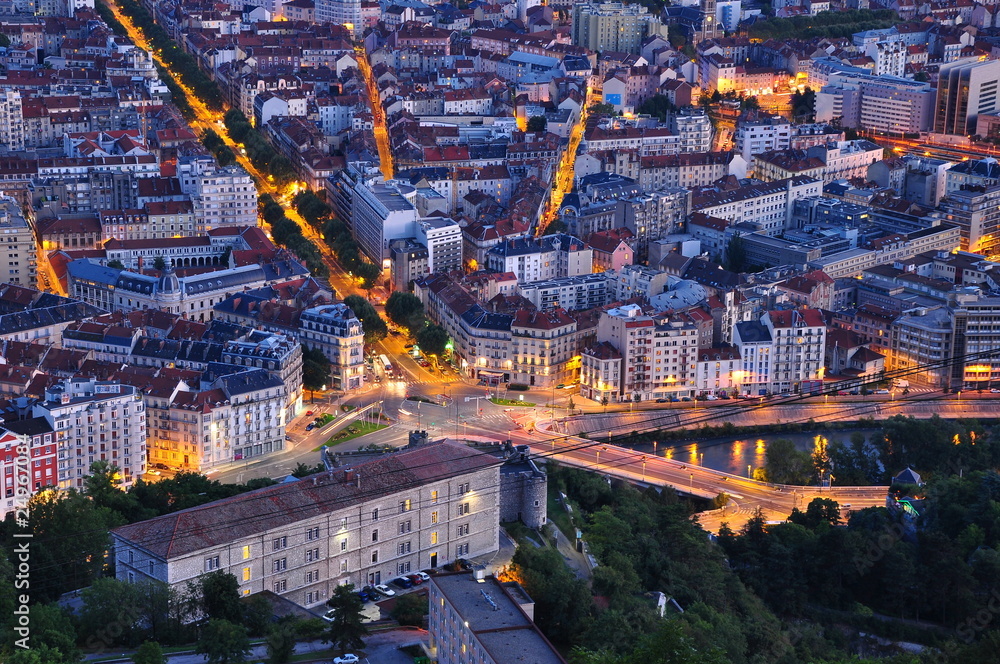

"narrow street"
[355, 42, 395, 180]
[538, 87, 594, 234]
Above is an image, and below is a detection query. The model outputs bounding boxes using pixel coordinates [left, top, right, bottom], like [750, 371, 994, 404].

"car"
[306, 410, 314, 416]
[680, 396, 692, 402]
[414, 571, 431, 582]
[456, 558, 473, 571]
[356, 590, 371, 602]
[333, 656, 359, 664]
[407, 574, 424, 585]
[322, 609, 337, 623]
[305, 423, 315, 431]
[556, 383, 566, 389]
[843, 504, 853, 510]
[391, 576, 413, 589]
[875, 389, 890, 394]
[992, 389, 1000, 393]
[655, 398, 668, 403]
[404, 344, 414, 348]
[390, 330, 401, 336]
[374, 583, 396, 597]
[778, 393, 793, 397]
[706, 395, 719, 401]
[720, 394, 731, 399]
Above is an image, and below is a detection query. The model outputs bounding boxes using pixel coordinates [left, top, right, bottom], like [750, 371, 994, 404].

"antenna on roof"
[481, 589, 498, 611]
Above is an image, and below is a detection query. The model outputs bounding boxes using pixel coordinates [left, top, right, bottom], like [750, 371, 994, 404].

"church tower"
[700, 0, 720, 42]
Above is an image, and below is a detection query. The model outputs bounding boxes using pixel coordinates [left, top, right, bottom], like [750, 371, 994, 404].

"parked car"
[322, 609, 337, 623]
[655, 398, 668, 403]
[305, 410, 314, 416]
[556, 383, 566, 389]
[334, 656, 359, 664]
[875, 389, 890, 394]
[305, 423, 315, 431]
[356, 590, 371, 602]
[991, 388, 1000, 393]
[680, 396, 692, 402]
[374, 583, 396, 597]
[413, 571, 431, 582]
[391, 576, 413, 589]
[407, 574, 424, 585]
[404, 344, 414, 349]
[705, 395, 718, 401]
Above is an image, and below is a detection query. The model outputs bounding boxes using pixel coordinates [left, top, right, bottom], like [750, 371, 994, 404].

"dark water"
[631, 430, 881, 477]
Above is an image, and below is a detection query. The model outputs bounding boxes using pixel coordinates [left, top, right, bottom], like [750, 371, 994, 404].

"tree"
[601, 394, 609, 413]
[108, 259, 125, 269]
[325, 584, 368, 653]
[354, 261, 381, 292]
[390, 592, 428, 626]
[415, 324, 449, 358]
[153, 256, 166, 271]
[25, 489, 124, 602]
[741, 95, 760, 111]
[196, 619, 251, 664]
[79, 577, 143, 648]
[724, 234, 747, 273]
[790, 87, 816, 122]
[343, 295, 388, 346]
[265, 617, 298, 664]
[914, 71, 929, 82]
[527, 115, 547, 132]
[301, 345, 331, 392]
[385, 292, 425, 334]
[567, 396, 575, 413]
[133, 641, 166, 664]
[763, 438, 813, 485]
[196, 571, 244, 624]
[243, 593, 274, 637]
[590, 102, 615, 116]
[635, 95, 675, 122]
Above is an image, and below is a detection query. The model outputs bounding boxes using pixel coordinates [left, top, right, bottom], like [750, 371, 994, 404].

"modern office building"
[352, 181, 420, 263]
[112, 440, 504, 607]
[0, 90, 24, 152]
[934, 59, 1000, 136]
[416, 218, 463, 274]
[177, 156, 258, 231]
[937, 182, 1000, 256]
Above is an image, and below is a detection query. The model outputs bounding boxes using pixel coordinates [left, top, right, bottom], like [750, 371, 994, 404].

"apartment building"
[510, 308, 578, 388]
[806, 140, 883, 183]
[691, 176, 823, 236]
[580, 304, 700, 402]
[517, 272, 617, 312]
[112, 440, 504, 607]
[571, 1, 662, 55]
[815, 71, 935, 134]
[485, 234, 592, 284]
[764, 308, 826, 394]
[0, 196, 36, 286]
[416, 218, 463, 274]
[315, 0, 361, 35]
[0, 423, 58, 518]
[177, 157, 258, 230]
[29, 377, 146, 490]
[0, 90, 24, 152]
[637, 152, 745, 193]
[428, 573, 565, 664]
[734, 114, 791, 163]
[937, 183, 1000, 256]
[299, 304, 365, 392]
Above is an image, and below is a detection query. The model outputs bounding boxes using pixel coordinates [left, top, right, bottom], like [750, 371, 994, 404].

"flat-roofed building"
[428, 573, 565, 664]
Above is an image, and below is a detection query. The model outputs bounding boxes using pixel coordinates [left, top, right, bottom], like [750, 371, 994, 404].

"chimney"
[356, 473, 361, 489]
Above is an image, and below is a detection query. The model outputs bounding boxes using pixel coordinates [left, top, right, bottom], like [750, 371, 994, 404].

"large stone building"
[112, 440, 504, 608]
[299, 304, 366, 392]
[0, 196, 37, 287]
[571, 1, 663, 54]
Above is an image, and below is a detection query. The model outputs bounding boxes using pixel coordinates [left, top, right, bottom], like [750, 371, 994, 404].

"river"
[628, 429, 881, 478]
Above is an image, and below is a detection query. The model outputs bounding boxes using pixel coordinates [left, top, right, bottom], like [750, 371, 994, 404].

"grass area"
[406, 395, 437, 404]
[547, 489, 577, 541]
[314, 421, 387, 450]
[315, 413, 335, 426]
[341, 404, 356, 412]
[491, 397, 536, 407]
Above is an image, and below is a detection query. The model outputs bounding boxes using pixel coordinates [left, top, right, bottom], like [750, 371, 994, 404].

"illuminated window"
[242, 545, 250, 560]
[431, 531, 438, 545]
[242, 567, 251, 581]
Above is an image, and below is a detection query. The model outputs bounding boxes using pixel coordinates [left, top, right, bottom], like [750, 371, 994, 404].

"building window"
[459, 482, 470, 494]
[371, 508, 379, 521]
[306, 527, 320, 541]
[205, 555, 220, 572]
[431, 511, 438, 524]
[340, 539, 347, 552]
[372, 529, 379, 543]
[457, 543, 470, 556]
[397, 561, 411, 574]
[398, 541, 412, 555]
[340, 560, 348, 573]
[242, 567, 251, 581]
[457, 524, 469, 536]
[273, 558, 287, 573]
[431, 490, 438, 503]
[399, 520, 411, 534]
[242, 545, 251, 559]
[340, 517, 348, 530]
[459, 502, 471, 515]
[273, 580, 287, 593]
[272, 536, 287, 551]
[371, 550, 379, 563]
[305, 548, 320, 562]
[431, 532, 438, 545]
[399, 499, 411, 512]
